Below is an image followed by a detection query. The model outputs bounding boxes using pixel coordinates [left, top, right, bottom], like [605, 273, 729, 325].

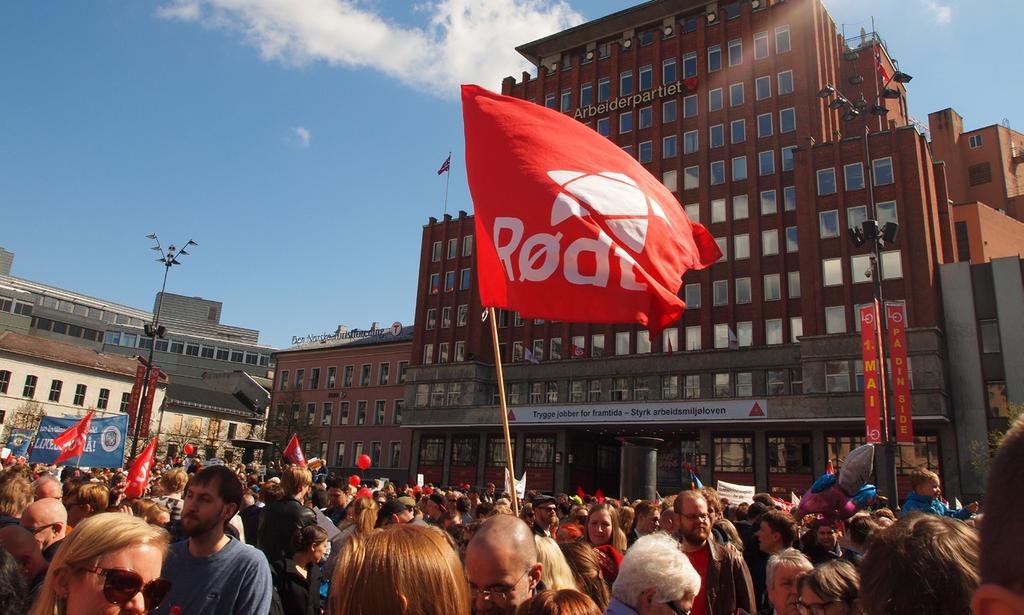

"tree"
[969, 401, 1024, 479]
[264, 388, 323, 462]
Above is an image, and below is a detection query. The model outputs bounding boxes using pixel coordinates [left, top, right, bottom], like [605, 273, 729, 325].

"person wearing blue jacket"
[901, 468, 979, 519]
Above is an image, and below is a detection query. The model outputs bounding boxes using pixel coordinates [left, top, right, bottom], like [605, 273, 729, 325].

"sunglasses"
[79, 566, 172, 610]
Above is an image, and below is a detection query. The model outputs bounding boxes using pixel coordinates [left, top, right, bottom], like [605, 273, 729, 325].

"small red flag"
[53, 410, 94, 465]
[576, 485, 585, 499]
[874, 47, 890, 83]
[283, 434, 307, 467]
[595, 488, 605, 504]
[666, 336, 673, 357]
[826, 460, 836, 475]
[124, 438, 158, 498]
[462, 85, 720, 337]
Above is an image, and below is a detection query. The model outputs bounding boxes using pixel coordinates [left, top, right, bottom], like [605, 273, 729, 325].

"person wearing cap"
[532, 495, 558, 537]
[423, 492, 447, 526]
[377, 496, 419, 527]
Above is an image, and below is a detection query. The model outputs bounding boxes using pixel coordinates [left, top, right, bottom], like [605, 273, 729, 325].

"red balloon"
[349, 474, 361, 487]
[183, 443, 195, 456]
[356, 487, 372, 498]
[357, 454, 372, 471]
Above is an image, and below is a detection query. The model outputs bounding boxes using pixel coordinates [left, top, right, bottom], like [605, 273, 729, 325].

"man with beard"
[674, 490, 755, 615]
[155, 465, 272, 615]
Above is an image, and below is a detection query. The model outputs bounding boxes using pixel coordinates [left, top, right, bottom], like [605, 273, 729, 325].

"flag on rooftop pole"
[437, 154, 451, 175]
[461, 84, 720, 337]
[874, 47, 890, 83]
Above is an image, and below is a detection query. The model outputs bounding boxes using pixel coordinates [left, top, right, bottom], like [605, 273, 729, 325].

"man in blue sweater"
[155, 465, 273, 615]
[901, 468, 979, 519]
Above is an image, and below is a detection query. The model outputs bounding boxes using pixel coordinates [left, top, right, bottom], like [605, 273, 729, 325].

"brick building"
[403, 0, 976, 500]
[270, 324, 413, 484]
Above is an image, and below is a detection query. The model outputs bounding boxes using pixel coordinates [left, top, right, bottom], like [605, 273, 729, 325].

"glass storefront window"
[768, 435, 811, 473]
[714, 436, 753, 472]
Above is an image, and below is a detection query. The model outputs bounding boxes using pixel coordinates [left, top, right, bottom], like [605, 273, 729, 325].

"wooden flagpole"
[488, 307, 519, 515]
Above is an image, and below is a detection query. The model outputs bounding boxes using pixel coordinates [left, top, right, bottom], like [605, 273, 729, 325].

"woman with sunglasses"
[794, 559, 860, 615]
[28, 512, 171, 615]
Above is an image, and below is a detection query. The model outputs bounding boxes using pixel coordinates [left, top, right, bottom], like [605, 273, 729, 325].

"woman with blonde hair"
[338, 496, 378, 541]
[29, 512, 171, 615]
[329, 524, 470, 615]
[535, 536, 576, 591]
[560, 541, 610, 612]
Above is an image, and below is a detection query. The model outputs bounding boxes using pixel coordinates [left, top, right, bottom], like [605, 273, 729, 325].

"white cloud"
[155, 0, 584, 98]
[920, 0, 952, 24]
[293, 126, 311, 147]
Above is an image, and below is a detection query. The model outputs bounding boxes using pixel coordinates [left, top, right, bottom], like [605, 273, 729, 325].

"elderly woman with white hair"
[606, 533, 700, 615]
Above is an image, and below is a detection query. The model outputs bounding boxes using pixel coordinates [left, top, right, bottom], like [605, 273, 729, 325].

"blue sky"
[1, 0, 1019, 350]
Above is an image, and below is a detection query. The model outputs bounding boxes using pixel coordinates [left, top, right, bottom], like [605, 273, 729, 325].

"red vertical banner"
[126, 364, 146, 435]
[885, 303, 913, 443]
[140, 368, 161, 439]
[859, 302, 885, 444]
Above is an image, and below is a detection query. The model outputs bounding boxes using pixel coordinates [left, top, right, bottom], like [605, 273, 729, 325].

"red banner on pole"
[140, 368, 160, 439]
[859, 301, 885, 444]
[126, 364, 146, 435]
[885, 303, 913, 443]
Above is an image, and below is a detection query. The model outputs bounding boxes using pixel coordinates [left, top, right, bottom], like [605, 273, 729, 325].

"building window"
[613, 331, 629, 356]
[663, 99, 677, 123]
[709, 124, 724, 149]
[737, 322, 753, 347]
[460, 268, 471, 290]
[683, 95, 698, 118]
[444, 271, 456, 292]
[762, 229, 779, 255]
[775, 25, 791, 53]
[872, 157, 894, 186]
[823, 258, 844, 286]
[662, 58, 678, 85]
[686, 326, 702, 351]
[820, 210, 840, 238]
[560, 89, 571, 113]
[729, 83, 744, 107]
[431, 241, 442, 262]
[779, 108, 796, 133]
[619, 111, 633, 134]
[734, 234, 750, 260]
[96, 388, 110, 409]
[120, 392, 131, 413]
[825, 306, 847, 334]
[881, 250, 903, 279]
[596, 117, 610, 137]
[620, 70, 634, 96]
[968, 134, 983, 148]
[736, 372, 753, 397]
[777, 70, 794, 95]
[662, 375, 679, 399]
[684, 374, 701, 399]
[611, 377, 633, 401]
[790, 317, 804, 343]
[708, 45, 721, 72]
[826, 361, 851, 392]
[763, 318, 783, 345]
[544, 93, 556, 109]
[769, 436, 811, 473]
[727, 38, 742, 66]
[663, 170, 678, 192]
[980, 319, 1001, 353]
[736, 278, 752, 304]
[731, 119, 746, 144]
[49, 380, 63, 402]
[638, 106, 653, 129]
[877, 200, 898, 226]
[663, 135, 678, 158]
[446, 237, 458, 259]
[23, 375, 37, 398]
[709, 88, 723, 112]
[422, 343, 434, 364]
[598, 77, 610, 102]
[73, 384, 87, 406]
[714, 324, 729, 349]
[639, 141, 653, 163]
[711, 161, 726, 185]
[683, 52, 697, 78]
[463, 235, 473, 257]
[590, 334, 605, 357]
[429, 273, 440, 294]
[764, 274, 782, 301]
[847, 205, 868, 232]
[715, 435, 754, 473]
[844, 163, 864, 190]
[639, 64, 653, 90]
[785, 226, 798, 253]
[587, 379, 602, 402]
[817, 168, 837, 195]
[713, 280, 729, 306]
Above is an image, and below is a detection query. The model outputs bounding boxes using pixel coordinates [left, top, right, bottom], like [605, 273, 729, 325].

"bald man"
[32, 475, 62, 501]
[465, 514, 543, 615]
[0, 525, 49, 596]
[20, 498, 67, 560]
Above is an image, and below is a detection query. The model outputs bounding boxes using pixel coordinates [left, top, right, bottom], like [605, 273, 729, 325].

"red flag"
[666, 336, 673, 357]
[885, 303, 913, 443]
[437, 154, 451, 175]
[826, 460, 836, 475]
[124, 438, 157, 498]
[595, 488, 605, 504]
[462, 85, 720, 337]
[53, 410, 94, 465]
[874, 47, 890, 83]
[283, 434, 307, 467]
[576, 485, 585, 499]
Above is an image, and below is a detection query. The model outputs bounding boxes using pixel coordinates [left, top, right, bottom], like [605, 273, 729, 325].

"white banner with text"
[506, 399, 767, 425]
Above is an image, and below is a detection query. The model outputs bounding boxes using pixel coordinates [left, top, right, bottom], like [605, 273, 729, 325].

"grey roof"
[165, 379, 262, 420]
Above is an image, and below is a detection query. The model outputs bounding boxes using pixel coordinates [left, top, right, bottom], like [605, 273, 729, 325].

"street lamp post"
[130, 234, 197, 459]
[817, 61, 911, 505]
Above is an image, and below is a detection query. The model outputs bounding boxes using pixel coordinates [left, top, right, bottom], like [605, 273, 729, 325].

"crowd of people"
[0, 417, 1019, 614]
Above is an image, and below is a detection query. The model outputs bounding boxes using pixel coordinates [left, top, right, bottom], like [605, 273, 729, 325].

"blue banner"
[29, 414, 129, 468]
[5, 429, 34, 458]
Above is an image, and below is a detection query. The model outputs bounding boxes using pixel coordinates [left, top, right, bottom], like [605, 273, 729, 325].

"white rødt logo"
[493, 171, 671, 290]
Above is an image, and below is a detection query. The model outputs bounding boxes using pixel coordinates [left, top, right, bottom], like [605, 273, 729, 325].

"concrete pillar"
[476, 431, 488, 488]
[753, 430, 769, 493]
[409, 430, 422, 482]
[441, 432, 453, 487]
[811, 427, 828, 474]
[554, 429, 568, 494]
[620, 437, 662, 501]
[700, 428, 714, 485]
[993, 256, 1024, 404]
